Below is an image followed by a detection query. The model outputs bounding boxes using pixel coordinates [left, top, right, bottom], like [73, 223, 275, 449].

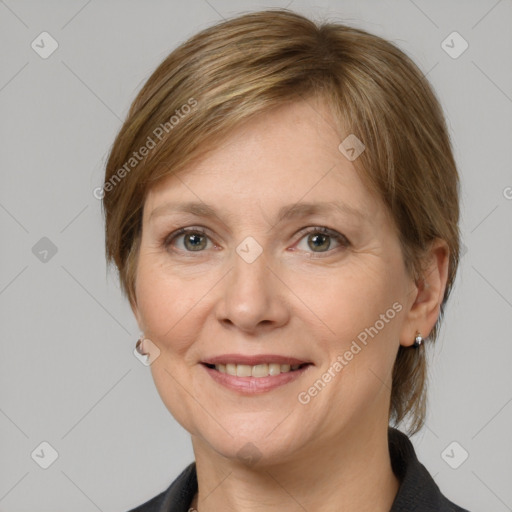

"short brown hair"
[103, 9, 460, 435]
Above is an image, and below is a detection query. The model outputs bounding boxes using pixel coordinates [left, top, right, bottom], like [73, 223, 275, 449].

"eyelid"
[294, 225, 349, 244]
[163, 226, 215, 248]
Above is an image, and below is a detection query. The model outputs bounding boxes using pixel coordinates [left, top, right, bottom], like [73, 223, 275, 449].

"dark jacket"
[127, 428, 470, 511]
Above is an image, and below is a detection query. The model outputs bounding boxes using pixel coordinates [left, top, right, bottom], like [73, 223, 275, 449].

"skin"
[131, 97, 449, 512]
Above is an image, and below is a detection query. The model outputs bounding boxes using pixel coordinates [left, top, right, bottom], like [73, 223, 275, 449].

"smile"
[207, 362, 308, 377]
[201, 361, 312, 394]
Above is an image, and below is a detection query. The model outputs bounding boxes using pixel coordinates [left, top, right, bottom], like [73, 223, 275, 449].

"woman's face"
[133, 98, 419, 464]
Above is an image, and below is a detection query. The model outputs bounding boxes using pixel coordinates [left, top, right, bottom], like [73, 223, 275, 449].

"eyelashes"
[292, 226, 350, 254]
[163, 227, 212, 252]
[161, 226, 350, 257]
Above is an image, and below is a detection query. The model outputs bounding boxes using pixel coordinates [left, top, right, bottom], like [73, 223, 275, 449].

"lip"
[201, 359, 313, 395]
[201, 354, 310, 366]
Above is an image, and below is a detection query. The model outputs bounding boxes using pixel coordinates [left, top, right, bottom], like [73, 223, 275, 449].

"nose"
[215, 247, 290, 334]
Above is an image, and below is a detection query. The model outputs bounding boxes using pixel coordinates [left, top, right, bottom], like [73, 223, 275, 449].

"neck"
[190, 422, 399, 512]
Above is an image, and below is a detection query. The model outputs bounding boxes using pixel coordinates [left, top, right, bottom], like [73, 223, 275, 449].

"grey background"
[1, 0, 511, 511]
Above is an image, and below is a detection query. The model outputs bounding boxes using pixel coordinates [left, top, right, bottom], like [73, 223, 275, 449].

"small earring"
[413, 332, 424, 348]
[135, 334, 148, 356]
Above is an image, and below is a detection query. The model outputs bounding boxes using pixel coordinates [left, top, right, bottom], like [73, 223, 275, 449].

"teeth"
[236, 364, 252, 377]
[252, 364, 269, 377]
[214, 362, 304, 377]
[269, 363, 281, 376]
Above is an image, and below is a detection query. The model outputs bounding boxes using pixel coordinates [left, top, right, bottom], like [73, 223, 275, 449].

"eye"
[162, 226, 350, 255]
[294, 227, 349, 254]
[163, 227, 213, 252]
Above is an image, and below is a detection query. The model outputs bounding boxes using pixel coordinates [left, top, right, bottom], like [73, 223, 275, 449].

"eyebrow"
[149, 200, 367, 223]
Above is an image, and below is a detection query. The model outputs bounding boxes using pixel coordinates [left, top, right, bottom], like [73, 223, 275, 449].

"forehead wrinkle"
[149, 200, 366, 219]
[275, 201, 367, 223]
[149, 200, 367, 234]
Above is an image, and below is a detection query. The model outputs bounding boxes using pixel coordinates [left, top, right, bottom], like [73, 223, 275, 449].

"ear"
[399, 238, 450, 347]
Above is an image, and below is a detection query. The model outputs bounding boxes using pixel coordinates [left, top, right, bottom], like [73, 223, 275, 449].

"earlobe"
[399, 238, 450, 347]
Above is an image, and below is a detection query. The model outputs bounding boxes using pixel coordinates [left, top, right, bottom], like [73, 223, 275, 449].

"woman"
[103, 9, 470, 512]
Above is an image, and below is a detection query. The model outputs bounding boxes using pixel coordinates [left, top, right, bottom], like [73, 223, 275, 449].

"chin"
[191, 413, 312, 467]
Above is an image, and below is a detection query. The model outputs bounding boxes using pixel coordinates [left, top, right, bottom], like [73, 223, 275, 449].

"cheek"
[301, 258, 405, 413]
[135, 253, 202, 352]
[148, 355, 207, 439]
[135, 255, 210, 434]
[299, 258, 404, 346]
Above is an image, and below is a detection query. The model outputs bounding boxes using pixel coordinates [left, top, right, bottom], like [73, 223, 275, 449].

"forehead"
[144, 99, 383, 222]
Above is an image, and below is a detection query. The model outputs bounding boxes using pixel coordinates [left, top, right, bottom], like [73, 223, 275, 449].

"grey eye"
[181, 232, 208, 251]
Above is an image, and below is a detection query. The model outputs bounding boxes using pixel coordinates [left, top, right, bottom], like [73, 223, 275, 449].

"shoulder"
[388, 428, 471, 512]
[125, 462, 197, 512]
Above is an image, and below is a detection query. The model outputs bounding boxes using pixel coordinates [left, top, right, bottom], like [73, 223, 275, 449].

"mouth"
[200, 355, 313, 394]
[201, 362, 311, 378]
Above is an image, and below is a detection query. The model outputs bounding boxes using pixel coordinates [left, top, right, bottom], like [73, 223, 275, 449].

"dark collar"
[128, 427, 469, 511]
[387, 427, 469, 511]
